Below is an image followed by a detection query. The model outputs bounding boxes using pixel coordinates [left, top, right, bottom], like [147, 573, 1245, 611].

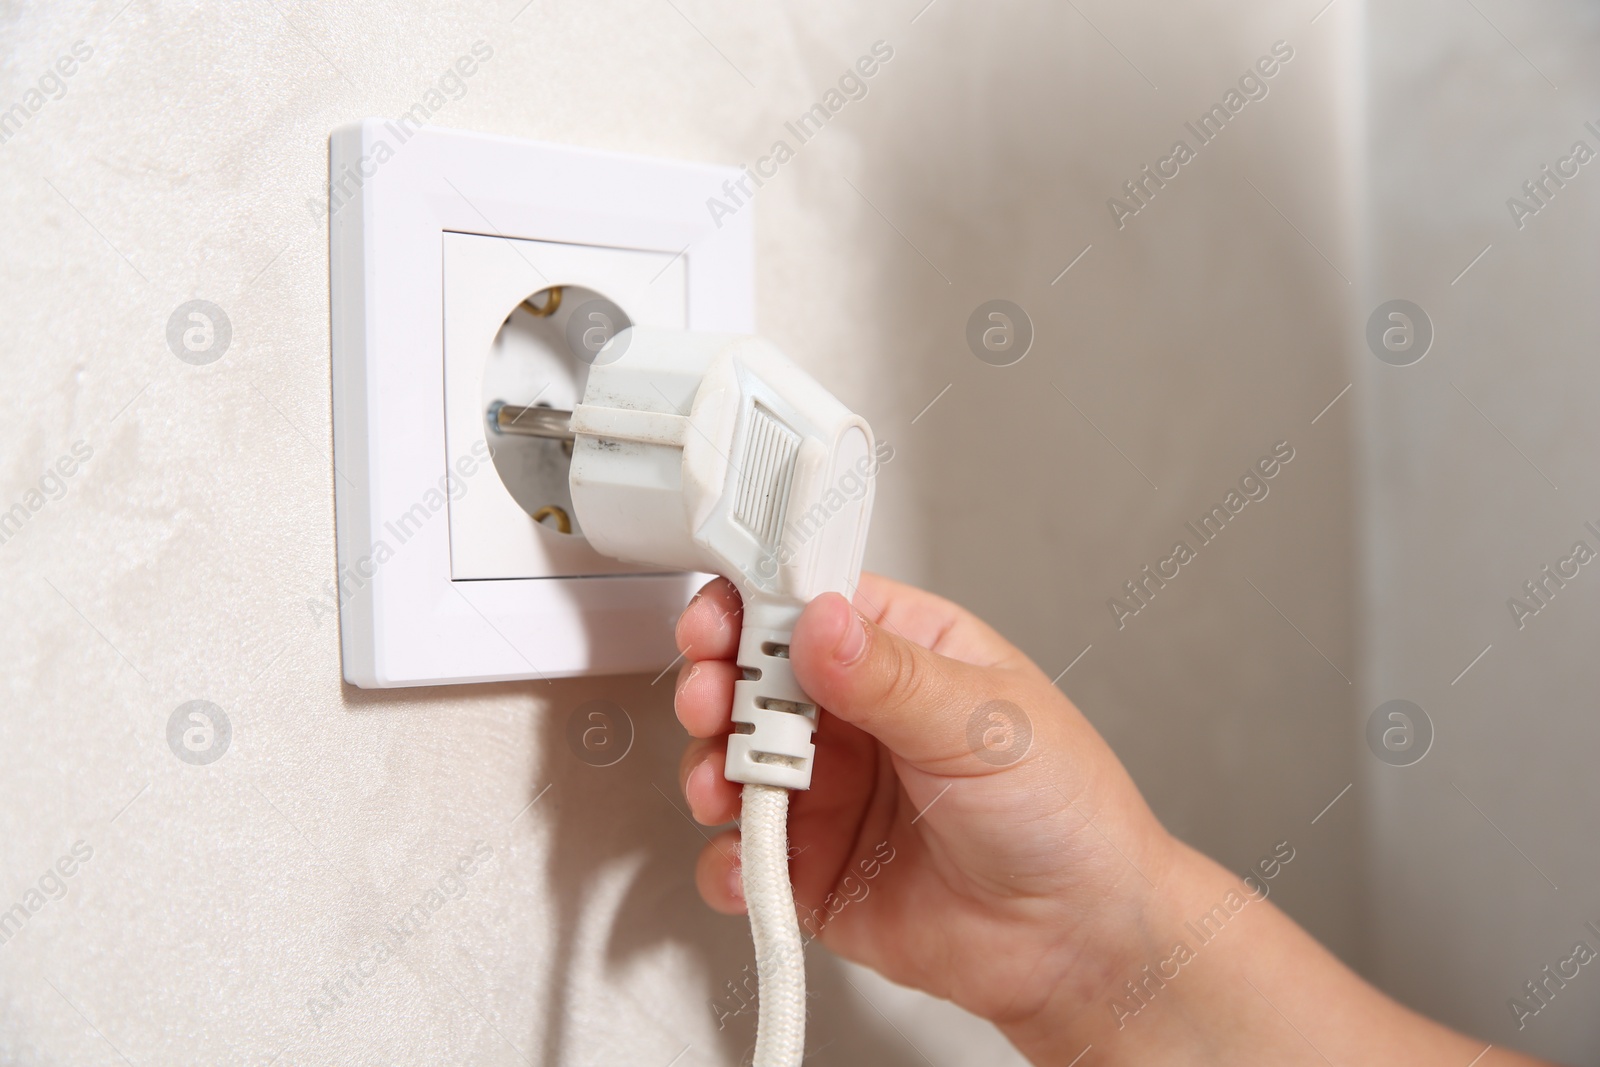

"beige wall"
[895, 1, 1366, 971]
[0, 1, 1363, 1063]
[1360, 1, 1600, 1061]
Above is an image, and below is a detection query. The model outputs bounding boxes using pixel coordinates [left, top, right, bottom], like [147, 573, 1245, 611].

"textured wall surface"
[1360, 1, 1600, 1061]
[0, 1, 1363, 1064]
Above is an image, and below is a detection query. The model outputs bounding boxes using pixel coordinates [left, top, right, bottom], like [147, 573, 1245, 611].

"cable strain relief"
[724, 610, 818, 790]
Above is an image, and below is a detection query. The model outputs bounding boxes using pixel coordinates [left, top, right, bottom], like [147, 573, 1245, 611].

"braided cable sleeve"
[741, 781, 806, 1066]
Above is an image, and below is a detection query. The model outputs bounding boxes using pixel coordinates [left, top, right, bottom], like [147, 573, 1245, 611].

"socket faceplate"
[329, 121, 753, 687]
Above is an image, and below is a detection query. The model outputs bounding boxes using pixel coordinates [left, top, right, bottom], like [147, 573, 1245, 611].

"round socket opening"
[482, 285, 630, 538]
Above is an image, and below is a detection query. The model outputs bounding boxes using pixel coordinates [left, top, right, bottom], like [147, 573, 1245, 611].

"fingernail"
[677, 662, 699, 696]
[685, 760, 712, 816]
[728, 866, 745, 901]
[834, 606, 867, 665]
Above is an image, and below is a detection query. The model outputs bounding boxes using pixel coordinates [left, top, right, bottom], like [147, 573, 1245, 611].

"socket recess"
[329, 121, 754, 687]
[445, 236, 684, 580]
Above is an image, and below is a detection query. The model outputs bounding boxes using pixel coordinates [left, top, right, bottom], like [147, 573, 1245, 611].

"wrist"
[996, 835, 1228, 1064]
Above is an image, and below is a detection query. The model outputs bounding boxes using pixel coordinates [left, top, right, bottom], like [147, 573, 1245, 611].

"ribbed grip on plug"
[725, 617, 818, 791]
[732, 403, 800, 551]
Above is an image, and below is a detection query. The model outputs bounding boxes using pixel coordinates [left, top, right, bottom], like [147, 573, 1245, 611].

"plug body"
[567, 328, 876, 789]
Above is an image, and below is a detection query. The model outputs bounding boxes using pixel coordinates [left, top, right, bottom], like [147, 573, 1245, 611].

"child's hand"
[675, 573, 1539, 1064]
[673, 572, 1173, 1032]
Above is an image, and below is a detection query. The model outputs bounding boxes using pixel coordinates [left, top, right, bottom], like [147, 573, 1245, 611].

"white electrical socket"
[442, 232, 687, 580]
[329, 121, 754, 687]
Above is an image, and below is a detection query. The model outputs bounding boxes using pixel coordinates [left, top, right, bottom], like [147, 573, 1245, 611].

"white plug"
[564, 327, 877, 791]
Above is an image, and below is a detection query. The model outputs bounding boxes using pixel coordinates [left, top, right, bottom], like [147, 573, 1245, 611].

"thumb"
[789, 592, 1032, 771]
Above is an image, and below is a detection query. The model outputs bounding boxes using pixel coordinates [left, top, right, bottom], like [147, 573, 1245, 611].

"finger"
[853, 572, 1027, 669]
[696, 830, 746, 915]
[674, 659, 741, 738]
[791, 591, 1032, 772]
[785, 724, 896, 915]
[674, 577, 743, 661]
[679, 741, 741, 825]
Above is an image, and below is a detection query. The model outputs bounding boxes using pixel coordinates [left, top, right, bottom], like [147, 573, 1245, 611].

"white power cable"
[728, 617, 815, 1064]
[741, 782, 806, 1067]
[556, 329, 875, 1065]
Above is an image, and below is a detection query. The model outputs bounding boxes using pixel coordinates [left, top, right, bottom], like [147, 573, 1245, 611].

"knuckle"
[874, 630, 930, 711]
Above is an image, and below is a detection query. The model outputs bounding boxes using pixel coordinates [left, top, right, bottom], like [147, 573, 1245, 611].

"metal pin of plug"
[488, 401, 576, 443]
